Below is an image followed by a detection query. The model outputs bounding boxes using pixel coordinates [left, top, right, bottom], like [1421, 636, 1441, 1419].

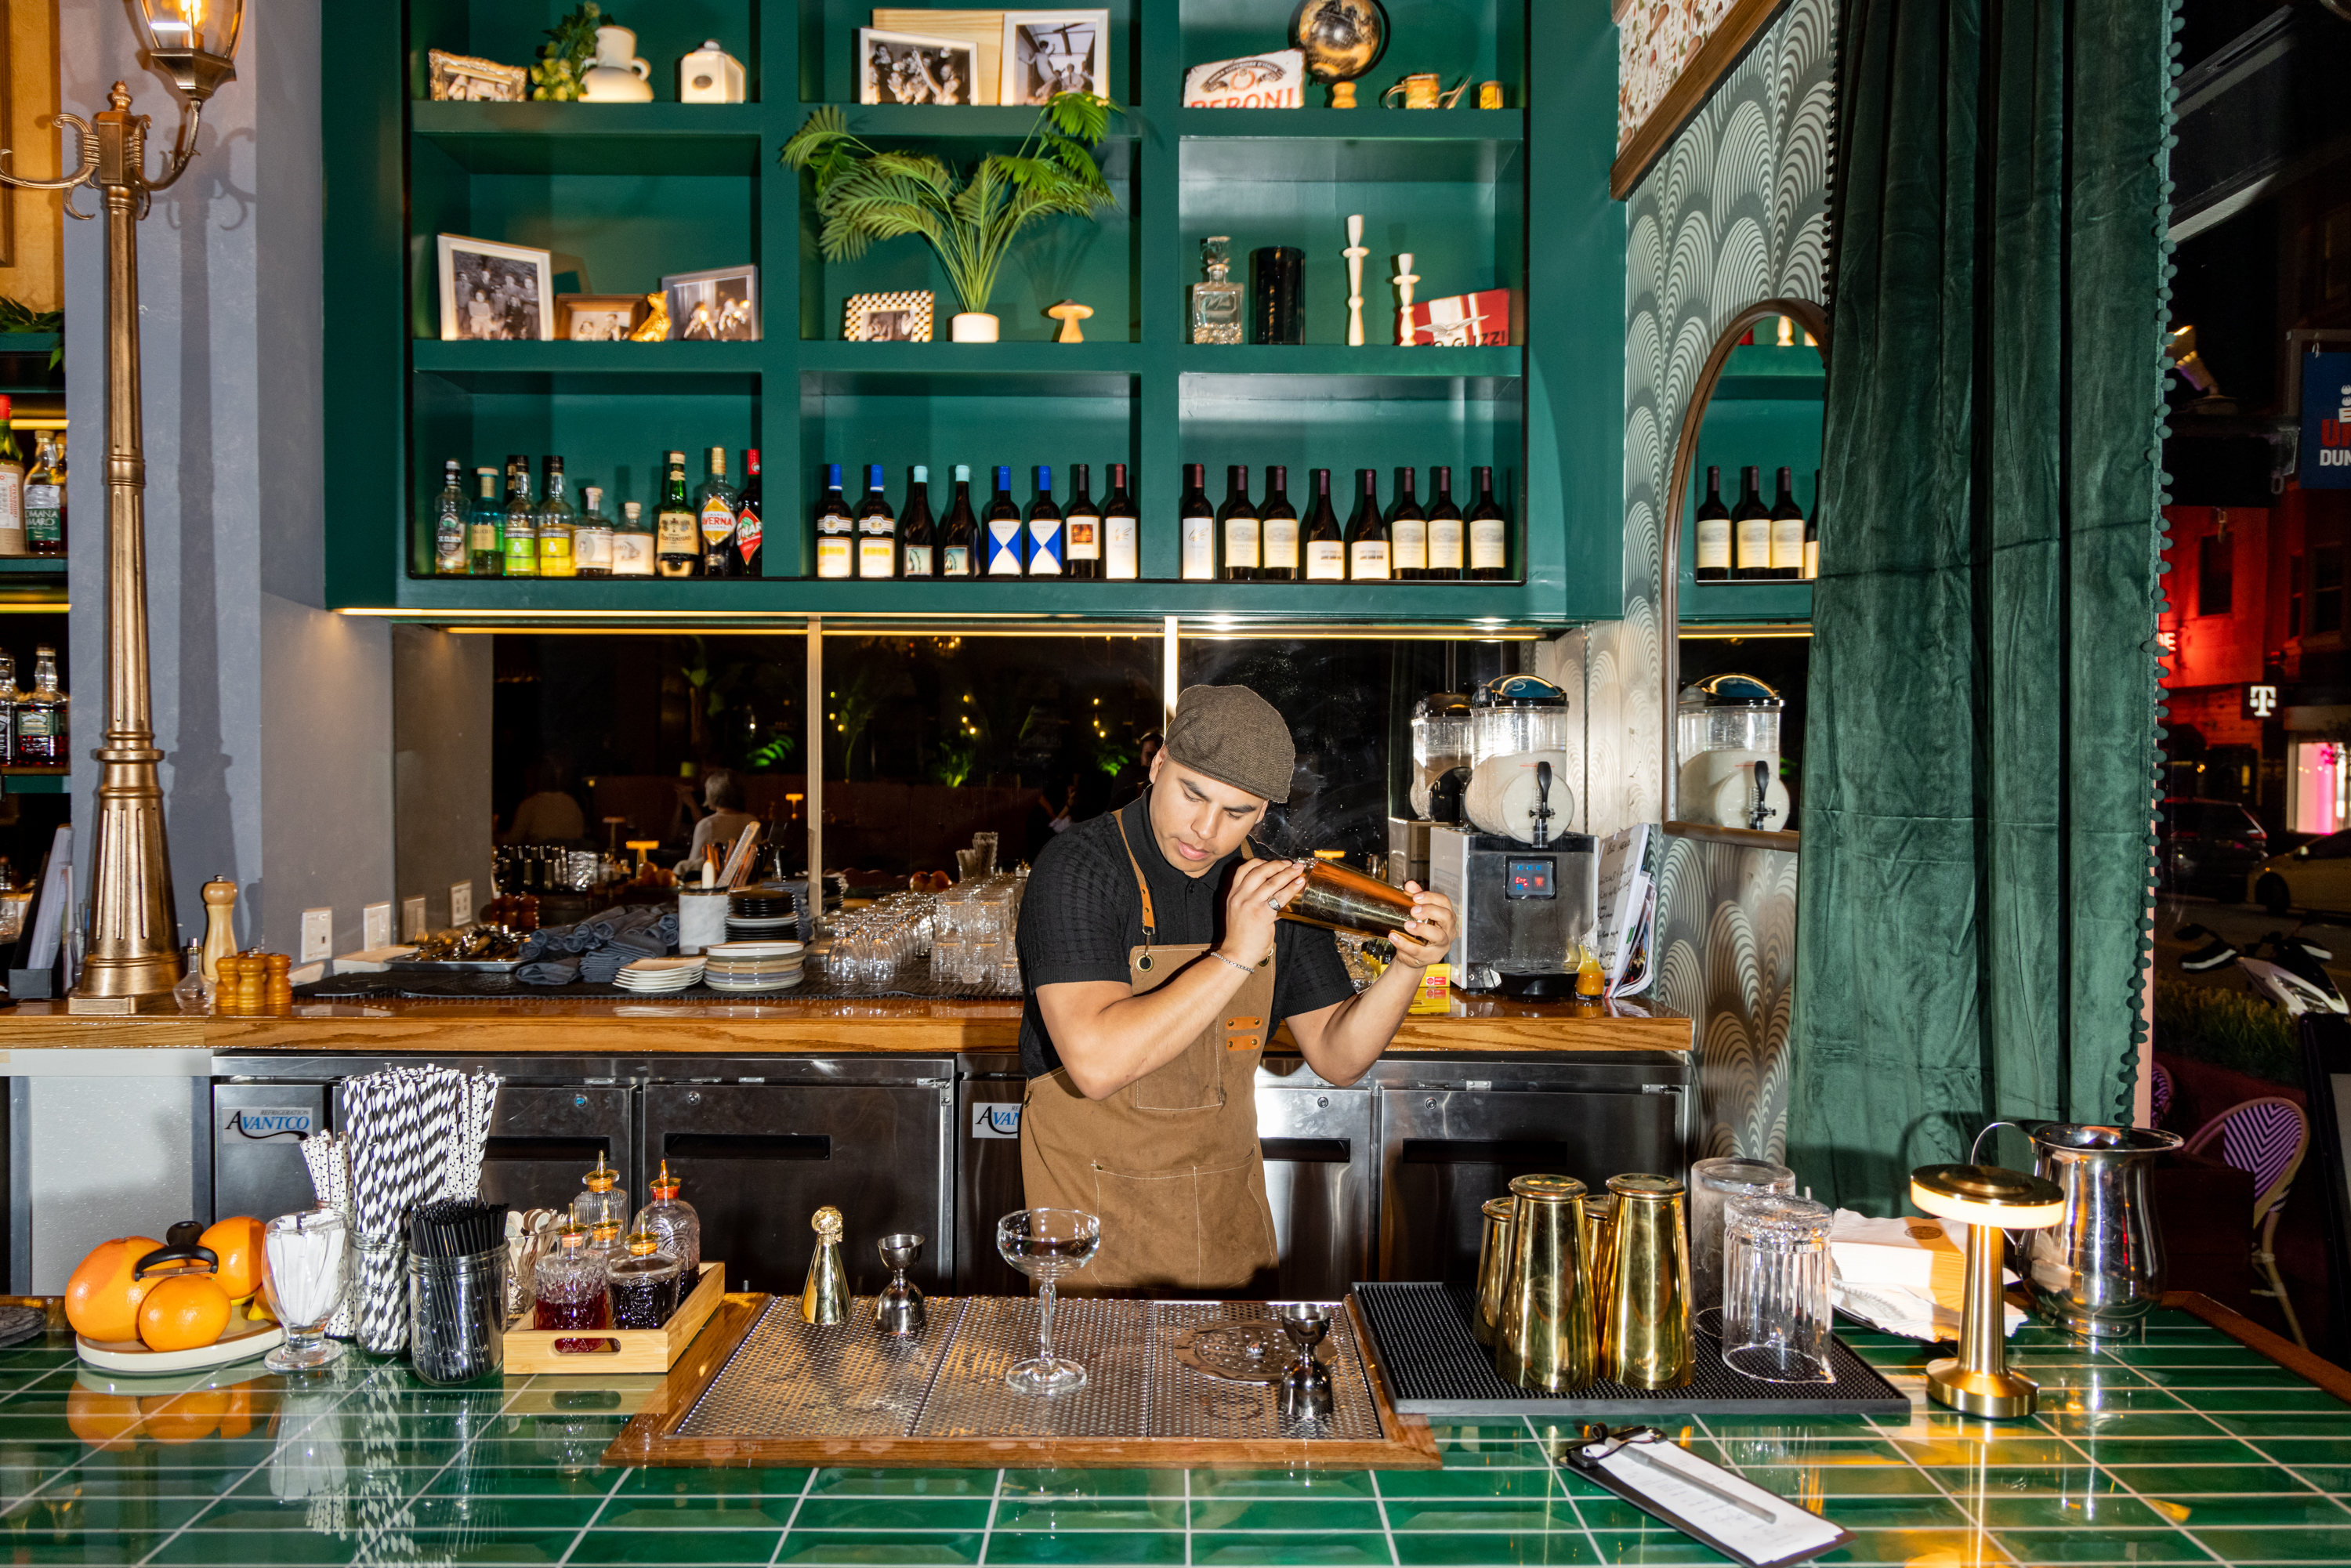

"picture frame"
[843, 291, 936, 343]
[873, 10, 1002, 104]
[426, 49, 527, 103]
[556, 293, 652, 342]
[437, 234, 555, 342]
[860, 29, 982, 105]
[999, 11, 1109, 106]
[663, 265, 760, 342]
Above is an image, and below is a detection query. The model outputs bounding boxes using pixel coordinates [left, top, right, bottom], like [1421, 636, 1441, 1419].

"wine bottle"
[1219, 465, 1259, 581]
[1179, 463, 1215, 581]
[1103, 463, 1139, 580]
[1730, 465, 1770, 581]
[856, 463, 897, 579]
[1768, 466, 1804, 580]
[984, 465, 1024, 574]
[654, 451, 699, 580]
[1425, 466, 1463, 580]
[1303, 469, 1343, 581]
[1025, 465, 1064, 575]
[1804, 467, 1821, 581]
[1063, 463, 1100, 580]
[1345, 468, 1389, 581]
[1466, 466, 1509, 580]
[1693, 465, 1730, 583]
[1259, 466, 1299, 581]
[813, 463, 854, 580]
[1386, 467, 1426, 581]
[900, 465, 936, 577]
[941, 465, 979, 577]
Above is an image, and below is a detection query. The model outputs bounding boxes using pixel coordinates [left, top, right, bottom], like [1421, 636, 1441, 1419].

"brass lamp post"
[1, 0, 242, 1008]
[1909, 1164, 2066, 1418]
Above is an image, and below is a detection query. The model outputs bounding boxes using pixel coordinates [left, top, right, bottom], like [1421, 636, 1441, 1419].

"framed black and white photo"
[663, 266, 760, 342]
[556, 293, 652, 342]
[1000, 11, 1109, 105]
[860, 29, 981, 105]
[437, 234, 554, 342]
[844, 291, 935, 343]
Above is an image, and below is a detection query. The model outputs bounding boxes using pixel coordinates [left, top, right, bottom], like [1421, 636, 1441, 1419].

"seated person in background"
[504, 761, 585, 845]
[676, 769, 763, 878]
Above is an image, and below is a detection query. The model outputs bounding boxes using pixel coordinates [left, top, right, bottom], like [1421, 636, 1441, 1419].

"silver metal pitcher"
[2023, 1123, 2183, 1337]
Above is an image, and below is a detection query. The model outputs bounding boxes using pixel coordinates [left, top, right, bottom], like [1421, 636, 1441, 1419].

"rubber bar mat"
[1352, 1282, 1909, 1418]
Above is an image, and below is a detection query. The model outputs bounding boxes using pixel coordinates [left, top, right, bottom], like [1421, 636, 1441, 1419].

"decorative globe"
[1288, 0, 1389, 84]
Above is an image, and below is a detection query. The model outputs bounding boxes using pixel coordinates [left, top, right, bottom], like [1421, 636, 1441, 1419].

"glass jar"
[1675, 673, 1789, 830]
[1409, 693, 1473, 818]
[634, 1160, 701, 1276]
[607, 1229, 684, 1328]
[572, 1156, 631, 1230]
[1469, 674, 1569, 766]
[532, 1223, 611, 1351]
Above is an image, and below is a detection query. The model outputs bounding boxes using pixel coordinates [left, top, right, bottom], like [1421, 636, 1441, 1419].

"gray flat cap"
[1163, 684, 1294, 802]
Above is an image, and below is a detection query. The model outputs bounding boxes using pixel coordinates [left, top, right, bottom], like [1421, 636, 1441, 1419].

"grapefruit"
[142, 1389, 227, 1443]
[198, 1216, 266, 1299]
[63, 1237, 164, 1343]
[136, 1274, 231, 1353]
[65, 1388, 140, 1450]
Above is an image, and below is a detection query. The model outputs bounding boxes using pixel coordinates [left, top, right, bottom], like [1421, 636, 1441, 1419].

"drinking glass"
[1690, 1156, 1795, 1307]
[1722, 1195, 1835, 1383]
[995, 1208, 1101, 1395]
[262, 1208, 352, 1373]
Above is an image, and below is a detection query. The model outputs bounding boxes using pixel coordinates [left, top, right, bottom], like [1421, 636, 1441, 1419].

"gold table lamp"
[1908, 1163, 2066, 1418]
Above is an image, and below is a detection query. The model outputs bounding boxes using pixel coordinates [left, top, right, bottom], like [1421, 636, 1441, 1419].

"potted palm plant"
[782, 93, 1120, 343]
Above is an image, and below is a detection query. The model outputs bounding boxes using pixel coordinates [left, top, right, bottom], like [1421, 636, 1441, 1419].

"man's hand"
[1219, 857, 1309, 967]
[1386, 882, 1455, 970]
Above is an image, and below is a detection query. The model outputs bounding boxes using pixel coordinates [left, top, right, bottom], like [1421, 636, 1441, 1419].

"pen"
[1617, 1442, 1777, 1524]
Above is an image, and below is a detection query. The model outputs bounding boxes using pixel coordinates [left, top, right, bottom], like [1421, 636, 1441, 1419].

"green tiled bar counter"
[9, 1303, 2351, 1565]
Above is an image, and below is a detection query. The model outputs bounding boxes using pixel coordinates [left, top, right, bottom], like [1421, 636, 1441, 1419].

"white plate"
[78, 1316, 284, 1375]
[623, 957, 706, 974]
[708, 941, 805, 959]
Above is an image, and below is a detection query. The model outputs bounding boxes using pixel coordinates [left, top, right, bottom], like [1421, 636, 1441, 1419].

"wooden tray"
[505, 1261, 724, 1374]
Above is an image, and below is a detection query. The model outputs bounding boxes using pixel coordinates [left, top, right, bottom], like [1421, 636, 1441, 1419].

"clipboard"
[1561, 1427, 1849, 1568]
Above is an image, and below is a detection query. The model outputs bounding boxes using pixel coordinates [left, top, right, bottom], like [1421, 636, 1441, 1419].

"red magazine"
[1402, 288, 1512, 347]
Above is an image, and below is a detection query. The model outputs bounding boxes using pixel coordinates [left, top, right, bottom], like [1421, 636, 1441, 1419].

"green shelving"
[324, 0, 1626, 626]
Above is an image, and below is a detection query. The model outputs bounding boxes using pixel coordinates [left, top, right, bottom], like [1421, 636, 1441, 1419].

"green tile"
[571, 1530, 788, 1565]
[1582, 1530, 1743, 1563]
[1819, 1530, 2005, 1566]
[1190, 1497, 1384, 1530]
[2035, 1412, 2226, 1438]
[2285, 1464, 2351, 1490]
[1431, 1422, 1539, 1443]
[1393, 1530, 1599, 1565]
[600, 1497, 802, 1529]
[775, 1531, 986, 1565]
[1191, 1531, 1394, 1565]
[982, 1530, 1188, 1565]
[1436, 1442, 1556, 1469]
[795, 1497, 994, 1531]
[2233, 1439, 2351, 1465]
[1974, 1492, 2168, 1528]
[2029, 1386, 2185, 1413]
[1568, 1495, 1676, 1532]
[1732, 1465, 1943, 1497]
[2189, 1526, 2351, 1562]
[2212, 1413, 2351, 1437]
[2157, 1494, 2351, 1528]
[2133, 1365, 2326, 1389]
[1987, 1528, 2212, 1562]
[49, 1468, 259, 1501]
[811, 1468, 997, 1497]
[1379, 1497, 1582, 1532]
[1947, 1464, 2131, 1497]
[2, 1491, 218, 1530]
[1001, 1468, 1184, 1499]
[1376, 1467, 1563, 1499]
[994, 1499, 1187, 1532]
[610, 1466, 812, 1496]
[2106, 1346, 2279, 1366]
[2175, 1389, 2351, 1413]
[2106, 1464, 2320, 1494]
[2059, 1436, 2258, 1466]
[1190, 1469, 1378, 1498]
[421, 1463, 627, 1497]
[1892, 1436, 2073, 1468]
[125, 1534, 347, 1566]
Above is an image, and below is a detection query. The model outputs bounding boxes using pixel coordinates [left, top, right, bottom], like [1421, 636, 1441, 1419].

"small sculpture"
[1343, 215, 1370, 347]
[1391, 253, 1419, 347]
[1047, 299, 1093, 343]
[801, 1206, 849, 1325]
[1329, 81, 1357, 108]
[629, 293, 670, 342]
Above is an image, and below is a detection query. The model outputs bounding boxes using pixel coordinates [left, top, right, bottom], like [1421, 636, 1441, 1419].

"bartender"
[1015, 684, 1456, 1292]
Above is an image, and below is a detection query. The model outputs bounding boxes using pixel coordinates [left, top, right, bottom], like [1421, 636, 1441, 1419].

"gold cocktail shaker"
[1600, 1174, 1693, 1388]
[1581, 1191, 1617, 1361]
[1266, 852, 1420, 939]
[1473, 1196, 1516, 1346]
[801, 1206, 849, 1324]
[1493, 1175, 1594, 1389]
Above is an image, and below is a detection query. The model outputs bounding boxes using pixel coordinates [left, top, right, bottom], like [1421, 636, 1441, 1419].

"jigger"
[1276, 1302, 1334, 1424]
[876, 1233, 926, 1335]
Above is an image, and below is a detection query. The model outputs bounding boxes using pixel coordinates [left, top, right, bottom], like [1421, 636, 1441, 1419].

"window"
[2317, 548, 2345, 636]
[2291, 552, 2305, 638]
[2197, 531, 2233, 616]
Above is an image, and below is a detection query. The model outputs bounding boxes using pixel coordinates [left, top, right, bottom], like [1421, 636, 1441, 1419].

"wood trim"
[1610, 0, 1790, 201]
[2161, 1290, 2351, 1404]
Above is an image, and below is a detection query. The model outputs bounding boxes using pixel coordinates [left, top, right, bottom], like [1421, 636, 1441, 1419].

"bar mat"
[1352, 1282, 1909, 1418]
[296, 969, 1009, 1004]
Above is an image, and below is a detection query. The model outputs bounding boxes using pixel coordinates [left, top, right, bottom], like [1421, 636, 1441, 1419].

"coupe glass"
[995, 1208, 1101, 1395]
[262, 1208, 351, 1373]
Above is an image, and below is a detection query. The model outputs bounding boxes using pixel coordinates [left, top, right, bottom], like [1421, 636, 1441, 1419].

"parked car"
[2158, 797, 2269, 900]
[2244, 827, 2351, 915]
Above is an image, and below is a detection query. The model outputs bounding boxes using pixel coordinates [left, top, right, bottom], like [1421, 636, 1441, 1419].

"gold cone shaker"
[1493, 1175, 1595, 1389]
[801, 1206, 849, 1324]
[1600, 1174, 1693, 1388]
[1473, 1196, 1515, 1346]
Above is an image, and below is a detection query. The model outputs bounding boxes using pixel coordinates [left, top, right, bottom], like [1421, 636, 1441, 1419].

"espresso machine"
[1424, 675, 1597, 996]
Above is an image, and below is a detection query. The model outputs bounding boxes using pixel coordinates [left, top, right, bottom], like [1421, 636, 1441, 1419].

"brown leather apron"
[1020, 814, 1281, 1291]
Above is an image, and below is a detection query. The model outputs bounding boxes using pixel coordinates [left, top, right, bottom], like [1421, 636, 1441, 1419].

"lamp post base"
[1925, 1357, 2038, 1419]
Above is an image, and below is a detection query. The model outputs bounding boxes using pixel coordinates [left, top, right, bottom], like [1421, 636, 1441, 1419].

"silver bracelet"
[1208, 949, 1255, 976]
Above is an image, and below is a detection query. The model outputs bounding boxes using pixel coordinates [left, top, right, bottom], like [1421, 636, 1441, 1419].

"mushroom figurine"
[1047, 299, 1093, 343]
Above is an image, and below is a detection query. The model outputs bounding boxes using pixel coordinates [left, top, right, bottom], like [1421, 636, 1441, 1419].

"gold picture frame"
[843, 291, 935, 342]
[427, 49, 527, 103]
[556, 293, 653, 342]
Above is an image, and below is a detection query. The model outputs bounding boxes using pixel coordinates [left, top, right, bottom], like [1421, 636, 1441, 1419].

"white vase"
[950, 312, 1000, 343]
[580, 27, 654, 102]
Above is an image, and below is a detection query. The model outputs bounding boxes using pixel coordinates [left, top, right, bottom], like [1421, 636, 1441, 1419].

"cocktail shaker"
[1581, 1192, 1617, 1360]
[1268, 852, 1418, 940]
[1473, 1196, 1515, 1346]
[1601, 1174, 1692, 1388]
[1493, 1175, 1593, 1390]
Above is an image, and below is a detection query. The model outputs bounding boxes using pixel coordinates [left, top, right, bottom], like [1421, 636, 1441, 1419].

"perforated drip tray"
[1352, 1283, 1910, 1418]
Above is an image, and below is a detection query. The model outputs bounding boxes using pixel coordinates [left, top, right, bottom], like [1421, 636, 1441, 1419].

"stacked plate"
[615, 956, 706, 994]
[703, 940, 806, 994]
[728, 885, 802, 943]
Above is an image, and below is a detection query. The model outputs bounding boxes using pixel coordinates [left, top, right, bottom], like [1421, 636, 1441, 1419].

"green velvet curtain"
[1786, 0, 2172, 1209]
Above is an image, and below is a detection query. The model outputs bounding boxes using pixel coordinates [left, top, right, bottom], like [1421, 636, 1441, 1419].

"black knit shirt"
[1015, 791, 1357, 1079]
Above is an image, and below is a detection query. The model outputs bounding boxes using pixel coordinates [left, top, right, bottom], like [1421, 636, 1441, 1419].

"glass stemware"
[995, 1208, 1100, 1395]
[262, 1208, 351, 1373]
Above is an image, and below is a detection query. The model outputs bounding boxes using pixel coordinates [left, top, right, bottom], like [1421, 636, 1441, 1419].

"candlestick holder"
[1392, 253, 1419, 347]
[1344, 215, 1369, 346]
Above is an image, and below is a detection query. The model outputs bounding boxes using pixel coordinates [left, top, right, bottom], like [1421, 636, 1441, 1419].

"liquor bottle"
[537, 457, 577, 579]
[574, 486, 614, 577]
[1730, 465, 1770, 581]
[15, 645, 63, 765]
[857, 464, 897, 579]
[1103, 463, 1139, 580]
[613, 502, 655, 576]
[1692, 465, 1730, 583]
[1259, 466, 1299, 581]
[1345, 469, 1389, 581]
[1179, 463, 1215, 581]
[1425, 466, 1464, 580]
[502, 456, 540, 578]
[1303, 469, 1344, 581]
[1804, 467, 1820, 581]
[900, 465, 936, 577]
[698, 447, 739, 578]
[1768, 465, 1804, 580]
[941, 466, 979, 577]
[0, 397, 22, 558]
[984, 466, 1024, 575]
[430, 458, 467, 576]
[1190, 236, 1244, 343]
[1218, 465, 1259, 581]
[1467, 466, 1509, 580]
[813, 463, 854, 580]
[469, 466, 503, 577]
[1025, 465, 1064, 575]
[654, 451, 701, 578]
[0, 650, 17, 762]
[1063, 464, 1100, 580]
[24, 435, 63, 559]
[1387, 467, 1427, 581]
[734, 450, 763, 578]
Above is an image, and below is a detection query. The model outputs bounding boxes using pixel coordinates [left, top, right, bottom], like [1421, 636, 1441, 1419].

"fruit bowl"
[76, 1314, 282, 1374]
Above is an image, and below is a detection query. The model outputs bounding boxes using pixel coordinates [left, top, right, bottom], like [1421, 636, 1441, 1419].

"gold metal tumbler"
[1581, 1192, 1617, 1361]
[1602, 1174, 1693, 1388]
[1493, 1175, 1593, 1390]
[1473, 1196, 1515, 1346]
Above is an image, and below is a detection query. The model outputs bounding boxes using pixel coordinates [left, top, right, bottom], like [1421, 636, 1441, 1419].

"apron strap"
[1112, 809, 1157, 949]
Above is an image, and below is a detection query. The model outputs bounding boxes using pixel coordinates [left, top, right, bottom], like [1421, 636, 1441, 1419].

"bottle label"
[24, 485, 60, 546]
[817, 537, 853, 578]
[736, 514, 762, 570]
[471, 520, 499, 556]
[1770, 519, 1805, 571]
[1223, 516, 1260, 570]
[1065, 513, 1100, 560]
[538, 534, 576, 576]
[944, 545, 972, 576]
[1696, 520, 1731, 572]
[0, 470, 20, 541]
[1392, 520, 1427, 571]
[16, 710, 48, 738]
[1181, 516, 1215, 579]
[1027, 520, 1063, 574]
[1306, 540, 1345, 580]
[1471, 519, 1506, 570]
[1349, 540, 1389, 579]
[859, 538, 895, 578]
[611, 534, 654, 575]
[700, 501, 734, 552]
[1107, 517, 1138, 578]
[574, 530, 612, 572]
[1262, 519, 1299, 569]
[904, 544, 934, 576]
[657, 514, 699, 556]
[1735, 518, 1771, 570]
[504, 532, 540, 576]
[1805, 539, 1819, 580]
[1429, 519, 1465, 570]
[987, 518, 1024, 574]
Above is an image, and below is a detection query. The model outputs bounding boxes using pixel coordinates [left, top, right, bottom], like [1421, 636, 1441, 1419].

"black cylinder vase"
[1251, 247, 1305, 345]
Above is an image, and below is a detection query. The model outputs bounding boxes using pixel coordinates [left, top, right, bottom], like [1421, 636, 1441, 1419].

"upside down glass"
[1722, 1195, 1835, 1384]
[996, 1208, 1100, 1395]
[1690, 1156, 1795, 1307]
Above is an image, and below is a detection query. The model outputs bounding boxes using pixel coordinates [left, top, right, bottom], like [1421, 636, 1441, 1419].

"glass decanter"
[572, 1156, 631, 1230]
[1190, 236, 1243, 344]
[607, 1228, 683, 1329]
[532, 1222, 611, 1351]
[634, 1159, 701, 1276]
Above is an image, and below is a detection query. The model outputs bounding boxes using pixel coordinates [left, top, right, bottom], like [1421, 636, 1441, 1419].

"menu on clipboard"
[1566, 1432, 1847, 1568]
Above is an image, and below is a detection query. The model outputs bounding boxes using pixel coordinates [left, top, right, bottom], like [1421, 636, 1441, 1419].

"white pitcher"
[580, 26, 654, 102]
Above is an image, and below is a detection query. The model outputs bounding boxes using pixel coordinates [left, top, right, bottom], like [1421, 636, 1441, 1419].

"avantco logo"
[221, 1106, 314, 1144]
[970, 1103, 1021, 1139]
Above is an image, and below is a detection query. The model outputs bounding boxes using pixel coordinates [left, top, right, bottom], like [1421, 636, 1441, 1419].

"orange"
[65, 1388, 141, 1450]
[136, 1274, 231, 1353]
[63, 1237, 165, 1342]
[141, 1389, 228, 1443]
[198, 1216, 266, 1299]
[216, 1385, 254, 1439]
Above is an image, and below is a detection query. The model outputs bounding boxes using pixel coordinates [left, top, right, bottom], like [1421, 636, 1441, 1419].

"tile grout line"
[1367, 1453, 1399, 1567]
[976, 1464, 1005, 1565]
[765, 1454, 820, 1566]
[1538, 1410, 1609, 1564]
[1183, 1450, 1194, 1568]
[554, 1463, 632, 1566]
[2040, 1339, 2230, 1566]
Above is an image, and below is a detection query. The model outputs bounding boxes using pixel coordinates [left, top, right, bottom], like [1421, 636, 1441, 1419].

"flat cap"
[1163, 684, 1294, 802]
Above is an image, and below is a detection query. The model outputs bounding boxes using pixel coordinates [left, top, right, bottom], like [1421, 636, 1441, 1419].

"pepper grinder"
[1276, 1302, 1334, 1425]
[875, 1233, 926, 1335]
[801, 1206, 849, 1325]
[201, 875, 238, 986]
